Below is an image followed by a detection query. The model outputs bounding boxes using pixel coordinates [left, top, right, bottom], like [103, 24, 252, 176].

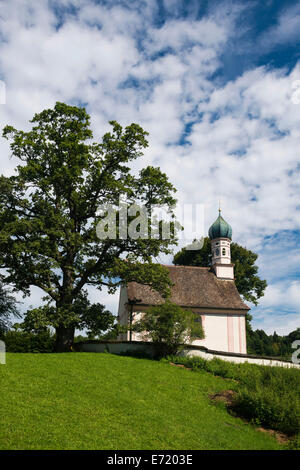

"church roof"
[127, 265, 250, 312]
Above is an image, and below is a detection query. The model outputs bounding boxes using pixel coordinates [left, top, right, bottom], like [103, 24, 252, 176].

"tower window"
[222, 248, 226, 256]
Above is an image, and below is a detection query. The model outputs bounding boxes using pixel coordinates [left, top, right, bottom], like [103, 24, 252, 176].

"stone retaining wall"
[74, 340, 300, 368]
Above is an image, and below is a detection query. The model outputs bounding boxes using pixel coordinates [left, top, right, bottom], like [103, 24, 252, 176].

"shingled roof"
[127, 265, 250, 311]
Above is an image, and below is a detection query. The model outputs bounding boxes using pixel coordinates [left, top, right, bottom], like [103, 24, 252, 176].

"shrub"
[167, 354, 300, 436]
[119, 349, 154, 360]
[232, 365, 300, 436]
[133, 301, 204, 358]
[233, 386, 300, 435]
[3, 329, 55, 353]
[287, 434, 300, 450]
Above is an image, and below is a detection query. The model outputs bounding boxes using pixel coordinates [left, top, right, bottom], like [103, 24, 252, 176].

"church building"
[117, 210, 249, 354]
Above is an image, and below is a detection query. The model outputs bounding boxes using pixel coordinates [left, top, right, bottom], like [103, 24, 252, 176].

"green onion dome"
[208, 210, 232, 240]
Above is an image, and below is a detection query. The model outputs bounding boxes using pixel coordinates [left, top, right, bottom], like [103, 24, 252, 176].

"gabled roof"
[127, 265, 250, 311]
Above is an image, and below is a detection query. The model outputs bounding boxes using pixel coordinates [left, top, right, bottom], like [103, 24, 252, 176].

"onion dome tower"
[208, 209, 234, 279]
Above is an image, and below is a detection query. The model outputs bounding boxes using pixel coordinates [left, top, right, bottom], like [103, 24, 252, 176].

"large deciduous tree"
[0, 282, 20, 334]
[0, 102, 178, 351]
[21, 290, 114, 339]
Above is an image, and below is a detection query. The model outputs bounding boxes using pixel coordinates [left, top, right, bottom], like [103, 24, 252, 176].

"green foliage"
[173, 236, 212, 267]
[287, 434, 300, 450]
[3, 328, 55, 353]
[133, 301, 204, 358]
[0, 282, 20, 333]
[234, 386, 299, 436]
[21, 290, 115, 337]
[0, 102, 179, 350]
[97, 324, 120, 340]
[118, 349, 154, 359]
[231, 243, 267, 305]
[247, 327, 300, 359]
[168, 355, 300, 436]
[173, 237, 267, 305]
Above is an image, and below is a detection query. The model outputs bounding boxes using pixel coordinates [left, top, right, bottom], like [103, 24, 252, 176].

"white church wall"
[131, 312, 146, 342]
[118, 307, 248, 355]
[117, 285, 129, 341]
[232, 315, 247, 354]
[192, 314, 229, 352]
[192, 313, 247, 354]
[214, 265, 234, 279]
[239, 315, 247, 354]
[117, 295, 148, 341]
[211, 237, 231, 264]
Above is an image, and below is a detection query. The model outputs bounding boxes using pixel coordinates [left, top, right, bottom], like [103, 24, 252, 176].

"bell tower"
[209, 208, 234, 280]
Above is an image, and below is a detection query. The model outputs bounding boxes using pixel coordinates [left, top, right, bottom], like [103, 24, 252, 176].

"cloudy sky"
[0, 0, 300, 335]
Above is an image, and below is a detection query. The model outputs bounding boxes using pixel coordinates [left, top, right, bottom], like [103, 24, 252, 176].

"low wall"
[74, 340, 300, 369]
[180, 345, 300, 368]
[74, 340, 157, 358]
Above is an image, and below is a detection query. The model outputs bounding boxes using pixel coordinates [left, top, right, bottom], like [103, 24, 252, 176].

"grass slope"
[0, 353, 283, 450]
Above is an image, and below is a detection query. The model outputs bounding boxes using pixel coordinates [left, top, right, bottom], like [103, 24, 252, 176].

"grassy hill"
[0, 352, 287, 450]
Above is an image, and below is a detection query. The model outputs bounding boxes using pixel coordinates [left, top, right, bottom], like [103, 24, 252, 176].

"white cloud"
[251, 280, 300, 335]
[260, 3, 300, 48]
[144, 18, 228, 53]
[260, 281, 300, 310]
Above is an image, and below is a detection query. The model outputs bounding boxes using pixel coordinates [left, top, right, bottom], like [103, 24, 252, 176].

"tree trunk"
[55, 267, 75, 352]
[55, 326, 75, 352]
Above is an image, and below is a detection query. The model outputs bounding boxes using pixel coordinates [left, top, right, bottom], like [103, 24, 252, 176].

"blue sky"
[0, 0, 300, 334]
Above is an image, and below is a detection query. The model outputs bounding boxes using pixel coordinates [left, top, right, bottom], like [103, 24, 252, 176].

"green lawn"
[0, 352, 284, 450]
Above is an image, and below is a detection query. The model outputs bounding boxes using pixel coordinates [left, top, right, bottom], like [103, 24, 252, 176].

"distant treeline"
[247, 327, 300, 359]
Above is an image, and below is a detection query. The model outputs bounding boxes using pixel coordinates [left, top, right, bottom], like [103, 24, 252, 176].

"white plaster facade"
[213, 264, 234, 280]
[211, 237, 231, 264]
[191, 312, 247, 354]
[117, 283, 128, 337]
[211, 238, 234, 279]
